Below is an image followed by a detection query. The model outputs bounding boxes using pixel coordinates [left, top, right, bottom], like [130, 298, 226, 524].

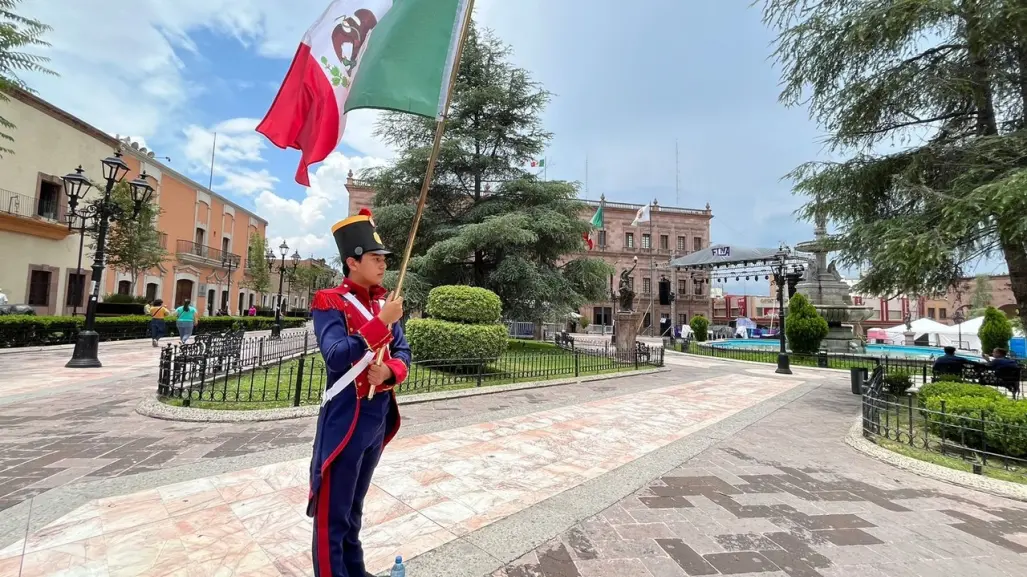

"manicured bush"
[916, 381, 1006, 407]
[405, 318, 508, 360]
[979, 306, 1013, 353]
[0, 314, 305, 348]
[425, 285, 502, 324]
[785, 293, 829, 354]
[690, 315, 709, 342]
[103, 294, 149, 304]
[883, 372, 914, 396]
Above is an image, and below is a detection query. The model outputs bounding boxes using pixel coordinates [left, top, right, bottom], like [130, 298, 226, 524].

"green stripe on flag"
[590, 206, 603, 229]
[345, 0, 469, 118]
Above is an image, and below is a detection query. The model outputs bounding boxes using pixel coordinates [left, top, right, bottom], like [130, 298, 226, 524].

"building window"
[593, 306, 612, 326]
[37, 178, 62, 221]
[940, 308, 947, 320]
[627, 276, 634, 290]
[643, 277, 651, 294]
[677, 236, 686, 252]
[221, 237, 230, 255]
[28, 269, 51, 306]
[66, 272, 85, 306]
[678, 313, 687, 325]
[598, 230, 607, 248]
[693, 236, 703, 252]
[927, 307, 936, 319]
[678, 279, 687, 294]
[694, 282, 703, 296]
[625, 233, 634, 248]
[643, 312, 651, 328]
[642, 233, 651, 249]
[117, 280, 131, 295]
[659, 234, 668, 250]
[145, 283, 158, 301]
[194, 227, 205, 249]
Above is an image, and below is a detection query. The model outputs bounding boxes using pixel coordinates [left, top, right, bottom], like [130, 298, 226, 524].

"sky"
[17, 0, 958, 296]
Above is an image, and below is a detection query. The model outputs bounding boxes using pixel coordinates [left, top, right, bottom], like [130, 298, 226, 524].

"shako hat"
[332, 208, 390, 262]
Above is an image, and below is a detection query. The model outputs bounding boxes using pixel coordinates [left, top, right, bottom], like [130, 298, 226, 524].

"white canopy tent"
[880, 318, 960, 347]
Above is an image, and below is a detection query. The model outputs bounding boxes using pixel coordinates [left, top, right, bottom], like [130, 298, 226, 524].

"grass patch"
[161, 340, 644, 411]
[865, 392, 1027, 485]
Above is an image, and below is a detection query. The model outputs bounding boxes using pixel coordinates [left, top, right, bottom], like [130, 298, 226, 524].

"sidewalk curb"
[843, 416, 1027, 503]
[135, 367, 670, 423]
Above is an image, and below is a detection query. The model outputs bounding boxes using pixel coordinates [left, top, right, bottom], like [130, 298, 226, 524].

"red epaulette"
[310, 285, 351, 313]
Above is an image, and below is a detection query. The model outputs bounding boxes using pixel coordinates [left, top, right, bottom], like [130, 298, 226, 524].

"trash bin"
[850, 367, 868, 395]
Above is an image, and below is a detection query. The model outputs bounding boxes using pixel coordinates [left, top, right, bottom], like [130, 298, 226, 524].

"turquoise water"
[708, 338, 981, 361]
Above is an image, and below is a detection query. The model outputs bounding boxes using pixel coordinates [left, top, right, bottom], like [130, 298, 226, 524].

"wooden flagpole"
[369, 0, 476, 397]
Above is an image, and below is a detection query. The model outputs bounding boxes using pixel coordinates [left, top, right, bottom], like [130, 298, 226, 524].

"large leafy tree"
[242, 233, 272, 297]
[101, 181, 167, 294]
[0, 0, 55, 156]
[762, 0, 1027, 329]
[366, 26, 611, 322]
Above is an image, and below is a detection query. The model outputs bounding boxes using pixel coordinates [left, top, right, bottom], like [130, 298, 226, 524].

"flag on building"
[530, 158, 546, 168]
[256, 0, 473, 186]
[631, 203, 652, 226]
[583, 204, 603, 250]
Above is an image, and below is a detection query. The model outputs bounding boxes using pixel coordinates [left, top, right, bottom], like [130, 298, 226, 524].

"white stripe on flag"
[437, 0, 473, 118]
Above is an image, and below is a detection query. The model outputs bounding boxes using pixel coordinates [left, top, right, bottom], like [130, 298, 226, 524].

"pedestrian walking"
[174, 299, 197, 343]
[149, 299, 170, 347]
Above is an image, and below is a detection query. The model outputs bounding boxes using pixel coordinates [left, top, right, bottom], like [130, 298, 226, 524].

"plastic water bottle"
[390, 555, 405, 577]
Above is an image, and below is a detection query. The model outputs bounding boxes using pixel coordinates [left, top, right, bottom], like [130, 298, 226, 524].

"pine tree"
[761, 0, 1027, 331]
[366, 26, 611, 322]
[0, 0, 55, 156]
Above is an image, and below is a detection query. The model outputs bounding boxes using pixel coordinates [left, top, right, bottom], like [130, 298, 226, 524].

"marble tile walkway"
[495, 377, 1027, 577]
[0, 372, 805, 576]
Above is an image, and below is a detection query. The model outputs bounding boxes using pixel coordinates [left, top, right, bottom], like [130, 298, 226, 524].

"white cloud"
[181, 117, 278, 195]
[256, 152, 388, 258]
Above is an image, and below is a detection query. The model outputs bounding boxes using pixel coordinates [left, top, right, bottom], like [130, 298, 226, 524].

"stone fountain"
[793, 215, 874, 353]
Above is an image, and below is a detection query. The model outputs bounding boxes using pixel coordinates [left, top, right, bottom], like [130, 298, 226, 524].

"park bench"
[931, 362, 1022, 399]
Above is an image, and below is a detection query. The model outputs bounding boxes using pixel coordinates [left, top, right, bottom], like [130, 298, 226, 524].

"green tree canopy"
[366, 25, 611, 322]
[979, 306, 1013, 353]
[762, 0, 1027, 329]
[100, 181, 166, 294]
[242, 233, 271, 296]
[0, 0, 55, 156]
[969, 274, 993, 318]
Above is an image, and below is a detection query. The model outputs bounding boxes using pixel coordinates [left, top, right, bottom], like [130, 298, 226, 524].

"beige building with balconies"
[0, 89, 268, 316]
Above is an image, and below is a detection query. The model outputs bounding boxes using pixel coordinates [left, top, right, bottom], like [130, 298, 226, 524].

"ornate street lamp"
[953, 308, 966, 350]
[267, 242, 300, 338]
[773, 245, 792, 375]
[63, 151, 155, 368]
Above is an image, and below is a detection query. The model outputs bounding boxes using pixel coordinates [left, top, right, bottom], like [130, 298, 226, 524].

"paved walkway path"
[494, 371, 1027, 577]
[0, 354, 820, 576]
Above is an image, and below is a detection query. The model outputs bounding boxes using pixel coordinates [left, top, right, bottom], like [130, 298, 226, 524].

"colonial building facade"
[345, 175, 714, 331]
[0, 89, 268, 316]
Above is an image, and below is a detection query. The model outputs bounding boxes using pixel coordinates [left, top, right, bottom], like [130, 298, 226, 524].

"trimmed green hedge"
[917, 381, 1027, 457]
[425, 285, 502, 324]
[405, 318, 508, 361]
[0, 314, 306, 348]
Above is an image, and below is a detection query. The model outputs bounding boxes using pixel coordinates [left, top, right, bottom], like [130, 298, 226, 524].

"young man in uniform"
[308, 208, 410, 577]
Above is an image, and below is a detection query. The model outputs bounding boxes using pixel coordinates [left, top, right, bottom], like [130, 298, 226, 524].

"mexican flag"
[530, 158, 546, 168]
[257, 0, 473, 186]
[583, 204, 603, 250]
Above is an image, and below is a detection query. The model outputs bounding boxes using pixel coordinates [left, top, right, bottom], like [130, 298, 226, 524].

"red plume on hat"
[359, 207, 375, 227]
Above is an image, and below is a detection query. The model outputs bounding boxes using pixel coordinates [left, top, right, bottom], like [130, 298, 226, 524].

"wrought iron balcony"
[176, 239, 241, 269]
[0, 187, 71, 239]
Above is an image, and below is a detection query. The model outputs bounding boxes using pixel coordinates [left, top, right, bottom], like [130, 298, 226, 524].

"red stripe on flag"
[256, 43, 340, 187]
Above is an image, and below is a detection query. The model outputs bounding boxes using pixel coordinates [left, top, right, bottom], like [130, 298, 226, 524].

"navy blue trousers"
[313, 395, 390, 577]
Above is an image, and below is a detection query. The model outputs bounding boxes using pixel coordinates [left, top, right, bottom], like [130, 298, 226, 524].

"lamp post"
[773, 246, 792, 375]
[266, 242, 299, 338]
[953, 309, 965, 350]
[221, 252, 238, 315]
[62, 151, 155, 368]
[69, 204, 99, 317]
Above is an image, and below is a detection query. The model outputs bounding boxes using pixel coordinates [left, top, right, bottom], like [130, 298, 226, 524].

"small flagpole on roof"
[371, 0, 478, 378]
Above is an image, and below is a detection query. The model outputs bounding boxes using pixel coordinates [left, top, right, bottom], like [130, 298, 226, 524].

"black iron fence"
[678, 340, 938, 383]
[157, 332, 664, 408]
[861, 367, 1027, 478]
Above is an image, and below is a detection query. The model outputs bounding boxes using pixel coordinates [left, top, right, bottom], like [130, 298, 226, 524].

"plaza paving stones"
[494, 380, 1027, 577]
[0, 372, 805, 576]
